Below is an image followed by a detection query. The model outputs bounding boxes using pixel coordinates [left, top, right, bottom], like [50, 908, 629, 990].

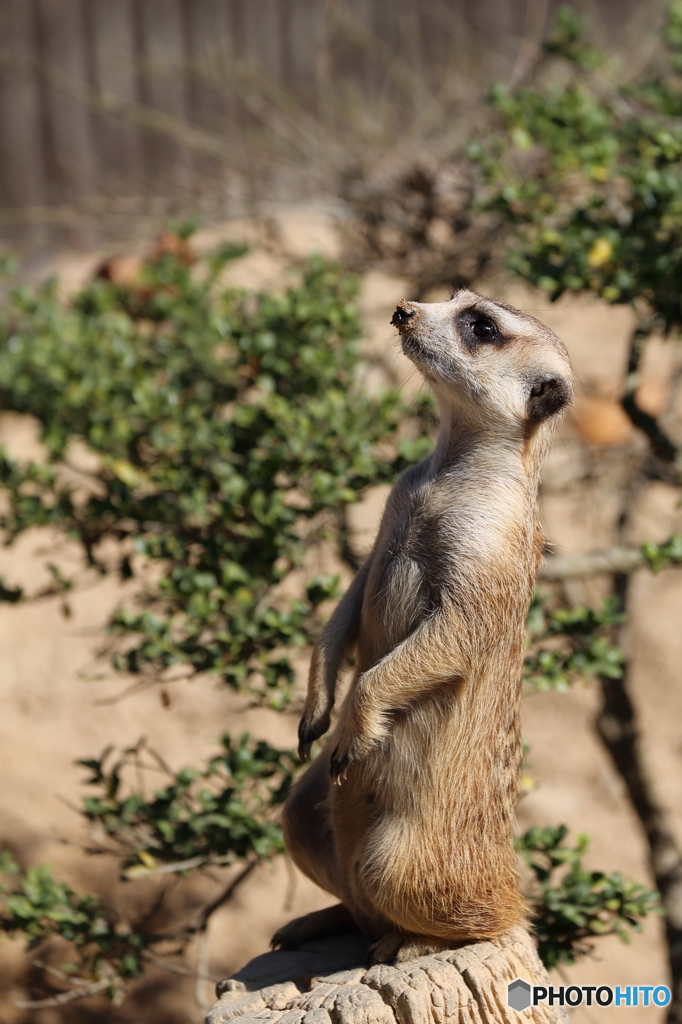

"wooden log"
[207, 926, 569, 1024]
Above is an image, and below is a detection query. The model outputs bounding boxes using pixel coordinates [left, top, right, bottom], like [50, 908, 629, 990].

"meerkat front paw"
[329, 743, 351, 784]
[297, 708, 331, 761]
[329, 722, 385, 784]
[329, 727, 366, 784]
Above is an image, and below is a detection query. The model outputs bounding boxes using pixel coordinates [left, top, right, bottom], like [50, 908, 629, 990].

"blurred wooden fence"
[0, 0, 660, 246]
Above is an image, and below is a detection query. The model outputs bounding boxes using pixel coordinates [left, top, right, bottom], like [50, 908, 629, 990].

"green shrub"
[518, 825, 660, 968]
[0, 244, 430, 708]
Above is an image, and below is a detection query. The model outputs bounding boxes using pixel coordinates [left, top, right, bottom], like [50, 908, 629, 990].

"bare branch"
[149, 859, 261, 945]
[189, 860, 260, 935]
[539, 546, 646, 580]
[196, 927, 212, 1015]
[142, 951, 217, 983]
[123, 854, 212, 880]
[622, 394, 680, 466]
[621, 321, 681, 468]
[15, 978, 110, 1010]
[27, 958, 92, 988]
[597, 574, 682, 1022]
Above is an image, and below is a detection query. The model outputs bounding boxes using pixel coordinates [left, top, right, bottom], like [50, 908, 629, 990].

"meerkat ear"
[527, 376, 572, 422]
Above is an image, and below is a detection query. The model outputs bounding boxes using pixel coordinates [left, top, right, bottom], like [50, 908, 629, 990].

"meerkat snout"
[391, 303, 416, 327]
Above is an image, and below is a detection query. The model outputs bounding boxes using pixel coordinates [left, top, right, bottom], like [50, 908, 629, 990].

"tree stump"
[207, 926, 569, 1024]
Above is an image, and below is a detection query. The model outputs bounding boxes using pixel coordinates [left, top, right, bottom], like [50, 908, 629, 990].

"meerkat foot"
[370, 931, 453, 964]
[271, 904, 357, 950]
[329, 726, 380, 784]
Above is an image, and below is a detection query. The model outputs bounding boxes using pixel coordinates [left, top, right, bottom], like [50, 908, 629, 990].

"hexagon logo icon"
[507, 978, 531, 1012]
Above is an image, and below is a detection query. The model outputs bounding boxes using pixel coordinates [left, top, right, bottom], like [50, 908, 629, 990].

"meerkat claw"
[329, 747, 350, 784]
[297, 714, 330, 763]
[296, 730, 315, 763]
[297, 729, 314, 762]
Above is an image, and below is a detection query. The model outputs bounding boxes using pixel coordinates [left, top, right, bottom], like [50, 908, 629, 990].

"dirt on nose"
[391, 302, 417, 328]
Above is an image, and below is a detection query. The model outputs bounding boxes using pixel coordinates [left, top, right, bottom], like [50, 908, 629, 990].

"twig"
[196, 925, 212, 1015]
[539, 546, 646, 580]
[187, 860, 260, 937]
[94, 675, 166, 706]
[508, 0, 550, 90]
[151, 859, 261, 944]
[620, 322, 680, 467]
[283, 855, 298, 913]
[123, 854, 214, 879]
[142, 951, 217, 983]
[15, 978, 110, 1009]
[27, 958, 91, 988]
[146, 744, 175, 777]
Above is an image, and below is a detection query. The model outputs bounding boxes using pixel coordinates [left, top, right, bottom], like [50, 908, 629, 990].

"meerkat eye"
[471, 317, 496, 340]
[457, 308, 505, 349]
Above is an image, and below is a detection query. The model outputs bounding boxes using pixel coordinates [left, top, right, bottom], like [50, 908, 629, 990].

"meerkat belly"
[334, 665, 525, 938]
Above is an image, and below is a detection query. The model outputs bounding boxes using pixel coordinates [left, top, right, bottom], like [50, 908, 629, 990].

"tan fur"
[274, 291, 574, 959]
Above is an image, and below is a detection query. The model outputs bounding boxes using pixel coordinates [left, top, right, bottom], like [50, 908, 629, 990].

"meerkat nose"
[391, 303, 416, 327]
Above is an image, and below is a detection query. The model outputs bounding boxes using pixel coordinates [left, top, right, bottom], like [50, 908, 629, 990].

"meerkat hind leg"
[370, 931, 455, 964]
[271, 903, 358, 950]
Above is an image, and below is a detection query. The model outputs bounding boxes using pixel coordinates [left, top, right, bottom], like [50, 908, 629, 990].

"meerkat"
[272, 291, 573, 962]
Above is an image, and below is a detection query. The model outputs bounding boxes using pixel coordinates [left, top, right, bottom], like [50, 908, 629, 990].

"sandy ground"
[0, 209, 681, 1023]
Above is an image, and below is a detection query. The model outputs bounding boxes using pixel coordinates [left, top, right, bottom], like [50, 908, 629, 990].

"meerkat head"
[391, 289, 573, 437]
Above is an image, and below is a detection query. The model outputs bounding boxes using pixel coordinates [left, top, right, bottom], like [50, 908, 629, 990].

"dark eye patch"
[457, 308, 506, 349]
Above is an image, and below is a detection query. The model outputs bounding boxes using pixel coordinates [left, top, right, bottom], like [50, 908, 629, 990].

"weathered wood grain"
[207, 927, 569, 1024]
